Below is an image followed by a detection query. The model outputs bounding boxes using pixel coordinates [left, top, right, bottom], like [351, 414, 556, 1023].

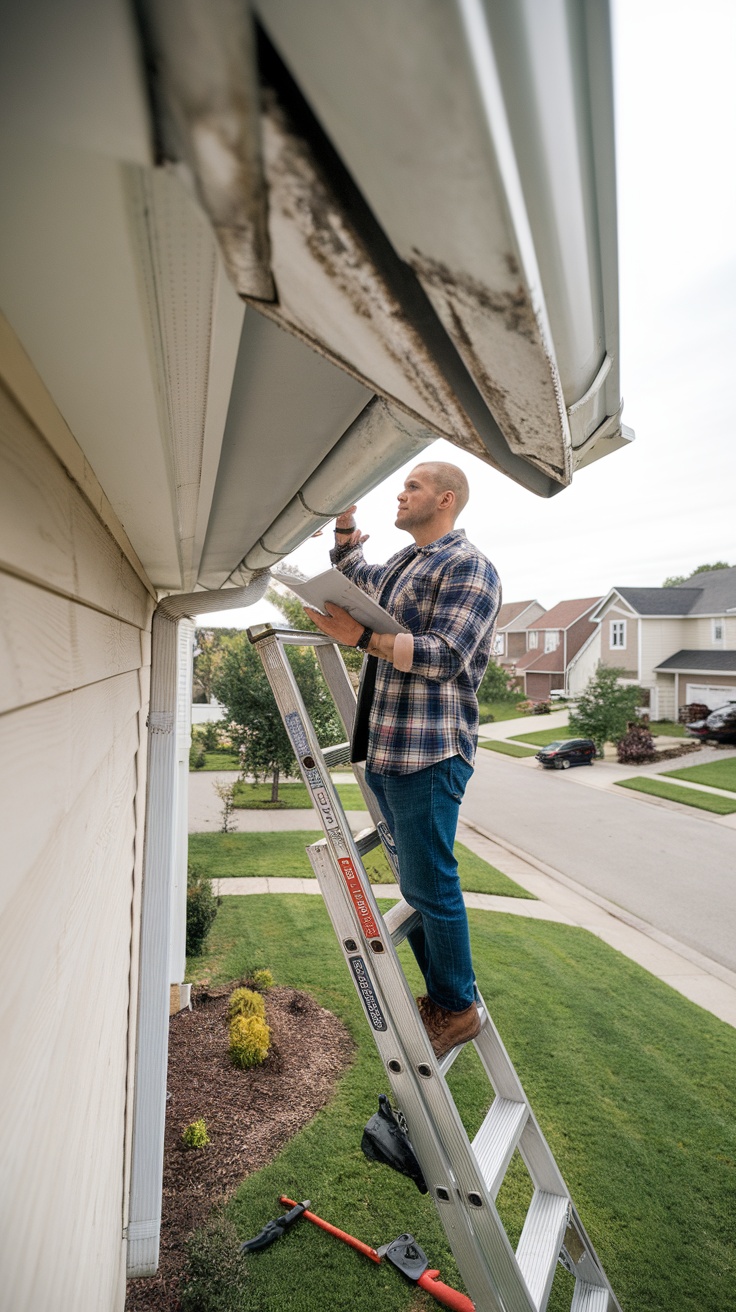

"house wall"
[567, 629, 602, 696]
[598, 603, 638, 674]
[640, 618, 690, 687]
[507, 631, 528, 658]
[0, 362, 153, 1311]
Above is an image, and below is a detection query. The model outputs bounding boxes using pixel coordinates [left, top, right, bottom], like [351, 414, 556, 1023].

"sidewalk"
[192, 767, 736, 1029]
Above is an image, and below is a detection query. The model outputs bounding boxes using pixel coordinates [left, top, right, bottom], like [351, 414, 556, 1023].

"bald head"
[413, 462, 469, 517]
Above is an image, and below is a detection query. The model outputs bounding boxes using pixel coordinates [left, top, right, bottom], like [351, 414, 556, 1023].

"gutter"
[126, 571, 269, 1277]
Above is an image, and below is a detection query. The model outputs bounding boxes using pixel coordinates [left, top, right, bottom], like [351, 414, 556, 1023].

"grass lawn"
[614, 776, 736, 814]
[479, 740, 538, 758]
[186, 895, 736, 1312]
[478, 700, 533, 724]
[650, 720, 687, 738]
[188, 831, 534, 898]
[191, 751, 241, 771]
[512, 726, 571, 747]
[231, 781, 368, 810]
[663, 756, 736, 793]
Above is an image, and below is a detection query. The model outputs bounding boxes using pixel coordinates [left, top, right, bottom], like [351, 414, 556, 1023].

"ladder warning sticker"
[285, 711, 310, 758]
[338, 857, 379, 939]
[348, 956, 387, 1031]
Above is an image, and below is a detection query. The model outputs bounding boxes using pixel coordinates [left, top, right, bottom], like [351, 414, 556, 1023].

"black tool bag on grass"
[361, 1094, 427, 1193]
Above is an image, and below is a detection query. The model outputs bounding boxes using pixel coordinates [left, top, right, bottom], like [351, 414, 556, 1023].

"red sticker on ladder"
[338, 857, 379, 939]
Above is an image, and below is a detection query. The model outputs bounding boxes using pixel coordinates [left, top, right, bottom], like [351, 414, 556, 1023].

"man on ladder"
[305, 462, 501, 1059]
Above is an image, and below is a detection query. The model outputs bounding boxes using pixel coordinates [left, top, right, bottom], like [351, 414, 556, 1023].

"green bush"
[227, 987, 265, 1022]
[187, 865, 219, 957]
[181, 1119, 210, 1149]
[190, 742, 207, 769]
[251, 968, 274, 992]
[180, 1211, 250, 1312]
[229, 1014, 271, 1069]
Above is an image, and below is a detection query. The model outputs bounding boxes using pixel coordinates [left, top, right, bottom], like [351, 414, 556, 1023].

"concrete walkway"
[192, 766, 736, 1029]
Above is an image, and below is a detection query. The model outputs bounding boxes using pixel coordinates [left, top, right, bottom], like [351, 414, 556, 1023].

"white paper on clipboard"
[272, 567, 408, 635]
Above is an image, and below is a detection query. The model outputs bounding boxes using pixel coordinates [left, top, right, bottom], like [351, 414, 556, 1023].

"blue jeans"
[365, 755, 475, 1012]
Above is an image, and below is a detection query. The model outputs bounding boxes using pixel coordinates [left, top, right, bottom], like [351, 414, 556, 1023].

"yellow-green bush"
[229, 1014, 271, 1069]
[227, 986, 265, 1022]
[251, 968, 274, 992]
[181, 1118, 210, 1149]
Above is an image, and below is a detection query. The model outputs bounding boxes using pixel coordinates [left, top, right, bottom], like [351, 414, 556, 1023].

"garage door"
[686, 684, 736, 710]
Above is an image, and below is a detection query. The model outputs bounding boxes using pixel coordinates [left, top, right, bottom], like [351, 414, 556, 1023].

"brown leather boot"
[417, 995, 481, 1059]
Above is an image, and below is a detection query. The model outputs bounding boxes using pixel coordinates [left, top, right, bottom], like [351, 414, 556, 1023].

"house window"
[493, 633, 504, 656]
[610, 620, 626, 648]
[713, 619, 724, 643]
[544, 631, 559, 653]
[528, 631, 538, 649]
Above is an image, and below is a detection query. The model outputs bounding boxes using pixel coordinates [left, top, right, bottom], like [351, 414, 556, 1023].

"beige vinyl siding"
[0, 377, 152, 1312]
[656, 673, 677, 720]
[599, 604, 637, 671]
[640, 618, 690, 686]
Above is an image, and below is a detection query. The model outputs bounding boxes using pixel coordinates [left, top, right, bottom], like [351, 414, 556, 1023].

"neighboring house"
[514, 598, 602, 701]
[0, 5, 629, 1310]
[493, 600, 547, 667]
[592, 568, 736, 719]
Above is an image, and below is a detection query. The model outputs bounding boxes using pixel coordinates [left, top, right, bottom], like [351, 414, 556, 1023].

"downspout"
[126, 572, 269, 1277]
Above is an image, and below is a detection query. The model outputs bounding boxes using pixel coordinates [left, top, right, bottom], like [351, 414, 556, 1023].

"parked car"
[536, 738, 596, 769]
[685, 703, 736, 745]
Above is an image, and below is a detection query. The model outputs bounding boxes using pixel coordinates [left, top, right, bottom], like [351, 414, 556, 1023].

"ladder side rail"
[474, 1019, 570, 1199]
[314, 642, 387, 826]
[562, 1204, 622, 1309]
[308, 840, 538, 1312]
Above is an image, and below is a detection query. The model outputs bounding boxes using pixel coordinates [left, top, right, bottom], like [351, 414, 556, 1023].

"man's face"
[395, 467, 442, 532]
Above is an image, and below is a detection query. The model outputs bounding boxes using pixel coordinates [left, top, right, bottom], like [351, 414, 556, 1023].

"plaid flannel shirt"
[331, 529, 501, 775]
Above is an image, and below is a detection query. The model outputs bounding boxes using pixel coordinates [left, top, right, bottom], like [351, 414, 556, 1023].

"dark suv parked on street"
[685, 703, 736, 745]
[536, 738, 596, 769]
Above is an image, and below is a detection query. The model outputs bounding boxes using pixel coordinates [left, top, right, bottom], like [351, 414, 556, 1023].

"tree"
[663, 562, 730, 588]
[568, 666, 643, 754]
[213, 632, 341, 801]
[193, 628, 240, 702]
[477, 659, 518, 706]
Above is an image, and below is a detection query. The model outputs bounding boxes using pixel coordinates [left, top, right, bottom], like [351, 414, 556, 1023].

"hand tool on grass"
[274, 1195, 475, 1312]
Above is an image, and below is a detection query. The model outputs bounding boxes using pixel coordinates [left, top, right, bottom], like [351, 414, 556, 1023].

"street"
[463, 749, 736, 975]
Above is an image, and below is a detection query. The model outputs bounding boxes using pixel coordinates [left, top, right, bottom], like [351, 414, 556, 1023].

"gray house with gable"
[592, 567, 736, 719]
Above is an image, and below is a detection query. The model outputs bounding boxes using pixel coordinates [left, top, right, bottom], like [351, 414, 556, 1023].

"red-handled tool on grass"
[277, 1195, 475, 1312]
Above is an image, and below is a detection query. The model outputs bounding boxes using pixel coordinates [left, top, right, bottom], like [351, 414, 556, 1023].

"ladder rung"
[471, 1097, 529, 1199]
[383, 898, 421, 945]
[516, 1191, 569, 1310]
[571, 1283, 609, 1312]
[321, 740, 352, 768]
[354, 828, 381, 858]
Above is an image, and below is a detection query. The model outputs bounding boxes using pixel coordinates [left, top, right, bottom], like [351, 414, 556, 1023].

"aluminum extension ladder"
[248, 624, 622, 1312]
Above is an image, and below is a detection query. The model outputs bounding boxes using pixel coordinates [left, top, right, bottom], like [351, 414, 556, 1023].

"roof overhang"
[0, 0, 631, 594]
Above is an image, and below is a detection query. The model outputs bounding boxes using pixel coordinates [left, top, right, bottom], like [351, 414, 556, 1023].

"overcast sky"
[202, 0, 736, 627]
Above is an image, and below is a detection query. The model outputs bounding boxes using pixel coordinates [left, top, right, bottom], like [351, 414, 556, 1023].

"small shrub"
[515, 699, 534, 714]
[251, 968, 274, 992]
[617, 724, 656, 764]
[181, 1119, 210, 1149]
[532, 701, 552, 715]
[229, 1014, 271, 1068]
[180, 1211, 249, 1312]
[227, 987, 265, 1021]
[187, 865, 219, 957]
[190, 743, 207, 769]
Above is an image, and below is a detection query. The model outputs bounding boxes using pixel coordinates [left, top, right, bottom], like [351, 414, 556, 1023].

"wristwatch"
[355, 627, 373, 651]
[334, 524, 356, 535]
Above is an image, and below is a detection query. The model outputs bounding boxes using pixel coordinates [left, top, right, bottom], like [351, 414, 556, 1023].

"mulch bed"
[125, 985, 355, 1312]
